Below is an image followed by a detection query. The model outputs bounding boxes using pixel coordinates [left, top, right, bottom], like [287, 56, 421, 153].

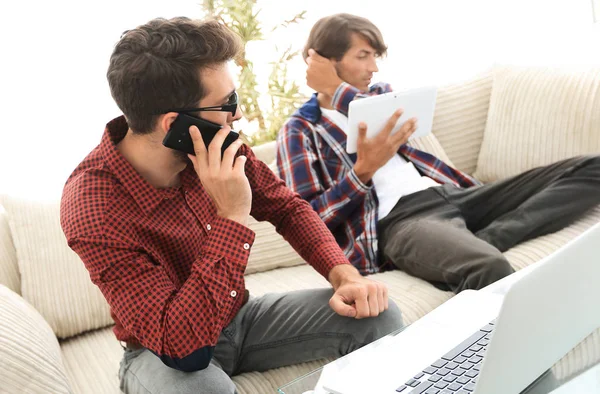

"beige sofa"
[1, 65, 599, 394]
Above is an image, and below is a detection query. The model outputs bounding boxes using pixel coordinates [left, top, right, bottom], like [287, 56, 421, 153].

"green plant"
[202, 0, 307, 146]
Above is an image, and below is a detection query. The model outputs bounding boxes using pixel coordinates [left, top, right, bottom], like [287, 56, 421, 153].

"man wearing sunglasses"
[276, 13, 600, 292]
[59, 17, 402, 394]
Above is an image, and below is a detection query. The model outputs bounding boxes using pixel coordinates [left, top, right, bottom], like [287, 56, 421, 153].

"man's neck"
[317, 92, 334, 110]
[117, 129, 186, 189]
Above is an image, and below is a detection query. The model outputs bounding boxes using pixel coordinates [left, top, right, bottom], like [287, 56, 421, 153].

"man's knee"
[121, 351, 236, 394]
[462, 256, 514, 292]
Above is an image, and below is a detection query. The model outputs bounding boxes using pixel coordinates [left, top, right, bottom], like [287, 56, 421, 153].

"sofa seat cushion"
[60, 327, 122, 394]
[0, 285, 71, 394]
[474, 65, 600, 183]
[0, 195, 113, 339]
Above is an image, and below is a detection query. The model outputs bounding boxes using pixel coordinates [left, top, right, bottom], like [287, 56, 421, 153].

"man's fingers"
[367, 285, 380, 317]
[189, 126, 206, 156]
[207, 126, 231, 171]
[329, 295, 357, 318]
[377, 286, 385, 313]
[307, 48, 326, 62]
[383, 285, 389, 310]
[391, 117, 417, 145]
[233, 154, 247, 176]
[354, 288, 370, 319]
[221, 139, 244, 170]
[379, 109, 403, 140]
[357, 122, 368, 144]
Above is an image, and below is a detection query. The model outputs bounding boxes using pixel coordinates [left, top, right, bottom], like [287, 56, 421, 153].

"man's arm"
[68, 217, 254, 372]
[245, 143, 349, 278]
[245, 145, 389, 318]
[330, 81, 391, 117]
[276, 119, 371, 232]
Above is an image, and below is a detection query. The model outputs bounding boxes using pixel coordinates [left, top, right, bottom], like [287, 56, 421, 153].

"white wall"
[0, 0, 598, 199]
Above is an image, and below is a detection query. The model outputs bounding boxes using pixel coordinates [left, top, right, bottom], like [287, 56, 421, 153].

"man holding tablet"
[276, 13, 600, 292]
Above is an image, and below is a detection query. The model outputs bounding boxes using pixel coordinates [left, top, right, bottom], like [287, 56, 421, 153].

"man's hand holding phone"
[187, 125, 252, 227]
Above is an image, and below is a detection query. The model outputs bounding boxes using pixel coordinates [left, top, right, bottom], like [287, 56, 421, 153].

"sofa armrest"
[0, 285, 71, 394]
[432, 70, 493, 175]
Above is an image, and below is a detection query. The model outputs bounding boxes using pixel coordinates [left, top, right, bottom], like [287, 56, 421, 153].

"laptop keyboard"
[395, 320, 496, 393]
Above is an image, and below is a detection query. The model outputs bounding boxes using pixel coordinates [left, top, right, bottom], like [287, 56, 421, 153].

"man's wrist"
[329, 263, 361, 290]
[353, 163, 374, 184]
[325, 79, 343, 97]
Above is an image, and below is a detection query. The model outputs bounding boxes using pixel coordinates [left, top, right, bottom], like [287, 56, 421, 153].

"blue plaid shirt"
[276, 82, 480, 274]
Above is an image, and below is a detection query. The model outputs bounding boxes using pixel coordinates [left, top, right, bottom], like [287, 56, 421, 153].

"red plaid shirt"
[277, 83, 480, 275]
[60, 116, 349, 370]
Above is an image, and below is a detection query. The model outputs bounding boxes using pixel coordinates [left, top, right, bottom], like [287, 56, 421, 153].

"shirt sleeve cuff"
[203, 216, 255, 264]
[347, 168, 372, 193]
[331, 82, 362, 116]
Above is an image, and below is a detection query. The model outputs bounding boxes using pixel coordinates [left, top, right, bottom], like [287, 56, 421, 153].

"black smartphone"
[162, 113, 239, 156]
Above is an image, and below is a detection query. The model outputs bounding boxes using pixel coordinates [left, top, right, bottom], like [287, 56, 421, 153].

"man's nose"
[231, 105, 243, 123]
[368, 57, 379, 73]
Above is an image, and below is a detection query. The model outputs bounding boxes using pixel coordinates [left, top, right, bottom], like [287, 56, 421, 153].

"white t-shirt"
[320, 107, 439, 219]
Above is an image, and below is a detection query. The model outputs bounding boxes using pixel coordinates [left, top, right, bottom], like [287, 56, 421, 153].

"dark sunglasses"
[160, 91, 238, 116]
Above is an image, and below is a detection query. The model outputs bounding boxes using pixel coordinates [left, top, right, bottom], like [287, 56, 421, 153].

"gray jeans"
[119, 288, 403, 394]
[378, 155, 600, 293]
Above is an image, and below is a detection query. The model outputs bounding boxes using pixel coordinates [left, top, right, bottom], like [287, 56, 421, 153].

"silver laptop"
[323, 222, 600, 394]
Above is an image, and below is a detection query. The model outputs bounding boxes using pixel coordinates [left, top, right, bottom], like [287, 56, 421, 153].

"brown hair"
[303, 13, 387, 61]
[107, 17, 243, 133]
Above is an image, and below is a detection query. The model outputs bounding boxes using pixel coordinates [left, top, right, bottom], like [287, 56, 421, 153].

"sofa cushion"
[474, 66, 600, 183]
[0, 203, 20, 294]
[0, 196, 113, 339]
[60, 327, 122, 394]
[0, 285, 71, 394]
[430, 70, 494, 175]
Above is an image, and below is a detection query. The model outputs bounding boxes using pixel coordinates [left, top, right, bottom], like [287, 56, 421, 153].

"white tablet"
[346, 86, 438, 154]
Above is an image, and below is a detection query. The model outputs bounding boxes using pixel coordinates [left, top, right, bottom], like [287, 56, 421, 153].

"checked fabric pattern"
[60, 116, 349, 360]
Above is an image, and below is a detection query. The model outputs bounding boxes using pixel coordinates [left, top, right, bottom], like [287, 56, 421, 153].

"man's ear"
[158, 112, 179, 135]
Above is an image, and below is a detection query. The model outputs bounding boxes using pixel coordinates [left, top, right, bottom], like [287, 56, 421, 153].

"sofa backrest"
[430, 70, 494, 175]
[474, 65, 600, 182]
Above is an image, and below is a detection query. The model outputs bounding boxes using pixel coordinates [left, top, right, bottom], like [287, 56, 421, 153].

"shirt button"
[230, 290, 237, 297]
[243, 243, 250, 250]
[206, 224, 211, 231]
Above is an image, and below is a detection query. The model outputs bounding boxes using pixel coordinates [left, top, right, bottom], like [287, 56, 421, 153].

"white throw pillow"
[474, 65, 600, 183]
[0, 196, 113, 339]
[0, 285, 71, 393]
